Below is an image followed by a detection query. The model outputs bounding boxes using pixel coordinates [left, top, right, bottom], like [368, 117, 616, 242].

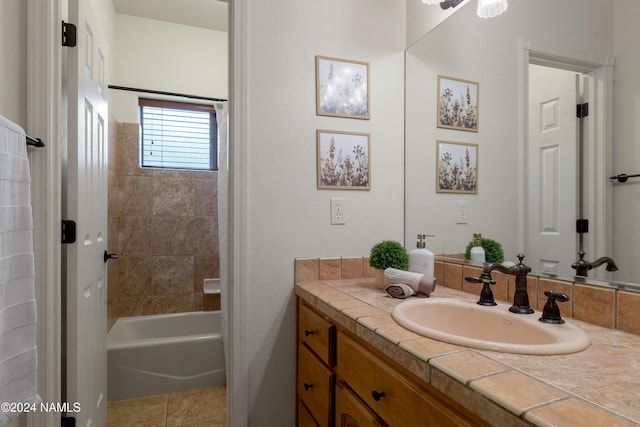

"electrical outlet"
[330, 198, 346, 225]
[456, 201, 468, 224]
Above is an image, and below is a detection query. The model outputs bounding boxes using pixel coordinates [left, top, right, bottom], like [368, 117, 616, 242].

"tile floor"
[107, 385, 226, 426]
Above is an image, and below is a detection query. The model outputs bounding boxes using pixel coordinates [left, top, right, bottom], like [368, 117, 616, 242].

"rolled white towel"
[384, 268, 436, 298]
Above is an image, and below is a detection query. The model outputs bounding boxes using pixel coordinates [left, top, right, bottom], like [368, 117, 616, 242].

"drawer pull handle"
[304, 383, 313, 391]
[371, 390, 385, 401]
[304, 330, 315, 336]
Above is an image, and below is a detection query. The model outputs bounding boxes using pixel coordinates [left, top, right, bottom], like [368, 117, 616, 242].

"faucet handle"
[465, 274, 497, 306]
[539, 290, 570, 324]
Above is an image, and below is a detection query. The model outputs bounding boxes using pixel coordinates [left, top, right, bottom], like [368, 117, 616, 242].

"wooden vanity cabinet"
[296, 297, 486, 427]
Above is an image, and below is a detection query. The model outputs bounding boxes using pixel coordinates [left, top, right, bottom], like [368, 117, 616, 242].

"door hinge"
[62, 21, 77, 47]
[576, 103, 589, 118]
[61, 415, 76, 427]
[576, 219, 589, 234]
[61, 220, 77, 244]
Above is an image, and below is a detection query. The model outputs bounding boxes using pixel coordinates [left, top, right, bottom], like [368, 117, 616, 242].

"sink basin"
[391, 298, 590, 355]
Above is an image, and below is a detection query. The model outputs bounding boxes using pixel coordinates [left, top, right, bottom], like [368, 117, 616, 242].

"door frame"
[228, 0, 249, 425]
[519, 40, 614, 279]
[31, 1, 252, 425]
[26, 0, 62, 426]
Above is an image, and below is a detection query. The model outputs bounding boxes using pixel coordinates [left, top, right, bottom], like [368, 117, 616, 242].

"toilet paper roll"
[384, 268, 436, 296]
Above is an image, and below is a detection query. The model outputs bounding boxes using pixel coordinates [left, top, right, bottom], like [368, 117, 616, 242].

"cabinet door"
[335, 381, 385, 427]
[298, 344, 335, 427]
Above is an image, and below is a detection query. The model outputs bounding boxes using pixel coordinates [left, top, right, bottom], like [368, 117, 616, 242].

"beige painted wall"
[109, 14, 228, 123]
[242, 0, 406, 423]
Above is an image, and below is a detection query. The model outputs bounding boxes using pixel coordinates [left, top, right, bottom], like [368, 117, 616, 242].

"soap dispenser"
[470, 233, 486, 263]
[409, 234, 435, 277]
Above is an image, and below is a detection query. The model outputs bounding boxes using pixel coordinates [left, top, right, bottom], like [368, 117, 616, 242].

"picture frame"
[317, 130, 371, 190]
[437, 75, 479, 132]
[316, 55, 370, 120]
[436, 140, 478, 194]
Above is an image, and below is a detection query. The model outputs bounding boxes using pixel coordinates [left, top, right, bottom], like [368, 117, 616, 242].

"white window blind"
[140, 98, 217, 170]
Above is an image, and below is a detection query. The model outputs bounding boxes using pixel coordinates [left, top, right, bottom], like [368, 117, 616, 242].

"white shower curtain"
[215, 102, 229, 365]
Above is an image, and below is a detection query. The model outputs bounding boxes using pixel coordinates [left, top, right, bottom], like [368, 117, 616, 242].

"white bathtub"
[107, 311, 226, 400]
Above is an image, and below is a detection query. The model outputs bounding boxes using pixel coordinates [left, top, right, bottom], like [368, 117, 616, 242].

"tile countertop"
[295, 279, 640, 427]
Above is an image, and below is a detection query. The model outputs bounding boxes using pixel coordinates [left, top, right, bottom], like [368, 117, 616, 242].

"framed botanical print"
[317, 129, 371, 190]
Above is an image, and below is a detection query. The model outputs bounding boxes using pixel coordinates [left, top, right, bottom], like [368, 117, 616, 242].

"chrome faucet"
[483, 254, 534, 314]
[571, 250, 618, 277]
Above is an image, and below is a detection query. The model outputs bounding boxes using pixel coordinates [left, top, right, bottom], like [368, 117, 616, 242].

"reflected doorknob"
[104, 250, 118, 263]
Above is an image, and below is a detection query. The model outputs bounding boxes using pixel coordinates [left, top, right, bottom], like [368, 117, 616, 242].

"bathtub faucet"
[571, 250, 618, 277]
[482, 254, 534, 314]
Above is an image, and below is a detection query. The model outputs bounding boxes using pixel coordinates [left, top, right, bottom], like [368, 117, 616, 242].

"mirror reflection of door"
[526, 64, 579, 275]
[526, 59, 611, 280]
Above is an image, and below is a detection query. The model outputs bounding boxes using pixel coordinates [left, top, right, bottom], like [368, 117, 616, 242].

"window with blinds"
[139, 98, 218, 170]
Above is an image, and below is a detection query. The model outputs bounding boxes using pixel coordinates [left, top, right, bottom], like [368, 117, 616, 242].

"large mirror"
[405, 0, 640, 285]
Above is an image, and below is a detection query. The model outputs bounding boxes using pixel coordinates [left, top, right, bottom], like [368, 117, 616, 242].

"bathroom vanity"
[294, 276, 640, 427]
[297, 298, 485, 426]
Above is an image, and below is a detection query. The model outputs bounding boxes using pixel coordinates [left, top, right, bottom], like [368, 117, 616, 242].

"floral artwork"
[437, 75, 479, 132]
[316, 56, 370, 119]
[436, 141, 478, 193]
[317, 130, 370, 190]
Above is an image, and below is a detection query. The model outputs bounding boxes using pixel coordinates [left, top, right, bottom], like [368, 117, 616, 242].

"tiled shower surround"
[107, 119, 220, 329]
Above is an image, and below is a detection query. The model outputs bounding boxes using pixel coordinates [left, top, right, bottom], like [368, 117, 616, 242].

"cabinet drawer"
[298, 399, 320, 427]
[299, 302, 335, 365]
[337, 333, 477, 427]
[298, 344, 335, 427]
[335, 380, 386, 427]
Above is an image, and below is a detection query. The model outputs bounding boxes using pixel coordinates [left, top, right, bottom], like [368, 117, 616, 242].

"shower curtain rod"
[108, 85, 227, 103]
[26, 134, 45, 147]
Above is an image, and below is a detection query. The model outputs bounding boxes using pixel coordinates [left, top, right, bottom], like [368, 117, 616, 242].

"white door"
[527, 64, 578, 274]
[66, 0, 109, 425]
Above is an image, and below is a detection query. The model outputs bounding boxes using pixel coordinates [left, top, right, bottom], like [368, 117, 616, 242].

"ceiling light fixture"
[476, 0, 508, 18]
[422, 0, 508, 18]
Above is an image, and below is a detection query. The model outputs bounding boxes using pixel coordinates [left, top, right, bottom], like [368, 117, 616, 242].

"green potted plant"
[369, 240, 409, 288]
[464, 236, 504, 263]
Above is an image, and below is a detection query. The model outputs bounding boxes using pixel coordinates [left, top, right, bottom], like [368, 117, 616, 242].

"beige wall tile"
[341, 257, 364, 279]
[573, 284, 615, 328]
[151, 217, 194, 255]
[116, 256, 153, 297]
[294, 258, 319, 282]
[319, 258, 341, 280]
[152, 256, 195, 295]
[443, 262, 462, 290]
[153, 177, 194, 216]
[434, 260, 444, 285]
[187, 217, 218, 255]
[492, 271, 509, 303]
[193, 177, 217, 217]
[114, 216, 154, 256]
[114, 175, 153, 216]
[109, 121, 220, 320]
[618, 291, 640, 335]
